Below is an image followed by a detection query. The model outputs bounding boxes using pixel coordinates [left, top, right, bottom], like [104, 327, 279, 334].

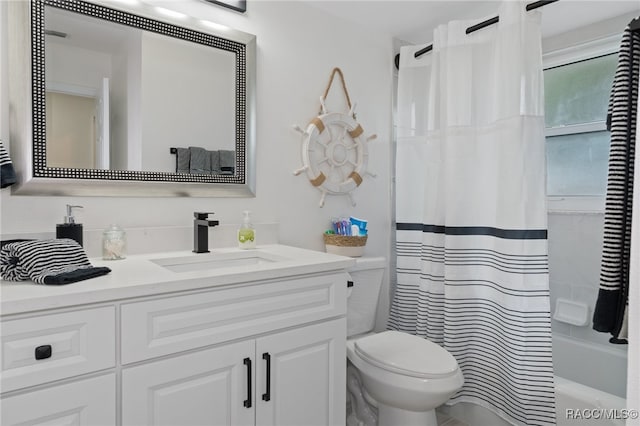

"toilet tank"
[347, 257, 386, 337]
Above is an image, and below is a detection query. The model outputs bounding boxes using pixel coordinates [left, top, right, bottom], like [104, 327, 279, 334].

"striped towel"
[593, 25, 639, 341]
[0, 239, 111, 285]
[0, 140, 17, 188]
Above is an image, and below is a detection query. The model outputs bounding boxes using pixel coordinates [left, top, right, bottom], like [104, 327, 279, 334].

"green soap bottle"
[238, 210, 256, 249]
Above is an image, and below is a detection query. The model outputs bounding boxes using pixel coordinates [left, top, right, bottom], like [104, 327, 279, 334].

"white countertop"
[0, 245, 356, 316]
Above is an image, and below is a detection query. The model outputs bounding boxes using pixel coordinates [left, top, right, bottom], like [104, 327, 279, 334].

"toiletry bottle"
[56, 204, 84, 246]
[238, 210, 256, 249]
[102, 224, 126, 260]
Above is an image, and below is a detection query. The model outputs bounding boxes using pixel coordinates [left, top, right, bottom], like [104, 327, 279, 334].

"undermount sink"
[150, 250, 290, 273]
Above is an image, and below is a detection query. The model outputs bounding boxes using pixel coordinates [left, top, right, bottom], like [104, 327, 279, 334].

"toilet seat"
[354, 331, 459, 379]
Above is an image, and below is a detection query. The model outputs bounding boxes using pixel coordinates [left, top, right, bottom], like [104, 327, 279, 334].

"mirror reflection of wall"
[140, 32, 236, 173]
[44, 5, 236, 174]
[45, 91, 97, 169]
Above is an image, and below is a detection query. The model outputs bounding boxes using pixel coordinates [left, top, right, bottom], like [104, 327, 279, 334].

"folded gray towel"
[0, 239, 111, 285]
[189, 147, 210, 174]
[0, 140, 17, 188]
[176, 148, 190, 174]
[210, 150, 222, 174]
[219, 150, 235, 175]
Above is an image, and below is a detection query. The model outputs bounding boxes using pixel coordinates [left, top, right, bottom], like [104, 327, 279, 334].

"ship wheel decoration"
[293, 68, 376, 207]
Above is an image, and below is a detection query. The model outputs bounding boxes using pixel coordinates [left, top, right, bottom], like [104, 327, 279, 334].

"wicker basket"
[323, 234, 368, 257]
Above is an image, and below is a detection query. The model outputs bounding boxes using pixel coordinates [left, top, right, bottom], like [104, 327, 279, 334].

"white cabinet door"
[122, 340, 255, 426]
[1, 374, 115, 425]
[256, 318, 346, 426]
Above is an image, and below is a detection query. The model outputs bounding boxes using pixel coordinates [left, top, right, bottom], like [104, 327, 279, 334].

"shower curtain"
[388, 3, 555, 425]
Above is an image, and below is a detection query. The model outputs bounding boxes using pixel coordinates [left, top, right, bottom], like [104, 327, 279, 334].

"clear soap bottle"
[238, 210, 256, 249]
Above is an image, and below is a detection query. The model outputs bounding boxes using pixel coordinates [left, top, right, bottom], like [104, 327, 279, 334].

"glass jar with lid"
[102, 224, 126, 260]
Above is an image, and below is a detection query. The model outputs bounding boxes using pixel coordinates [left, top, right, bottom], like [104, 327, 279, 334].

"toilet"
[346, 257, 464, 426]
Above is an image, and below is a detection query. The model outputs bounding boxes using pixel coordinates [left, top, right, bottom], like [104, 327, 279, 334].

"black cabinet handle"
[35, 345, 52, 360]
[347, 280, 354, 288]
[243, 357, 252, 408]
[262, 352, 271, 401]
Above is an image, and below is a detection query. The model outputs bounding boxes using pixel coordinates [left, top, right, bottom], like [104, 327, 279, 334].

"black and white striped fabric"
[391, 3, 554, 425]
[0, 140, 17, 188]
[0, 239, 110, 285]
[390, 227, 554, 425]
[594, 25, 639, 341]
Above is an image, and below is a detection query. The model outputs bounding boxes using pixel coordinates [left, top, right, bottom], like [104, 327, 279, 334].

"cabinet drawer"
[1, 373, 116, 425]
[121, 273, 347, 364]
[1, 306, 116, 392]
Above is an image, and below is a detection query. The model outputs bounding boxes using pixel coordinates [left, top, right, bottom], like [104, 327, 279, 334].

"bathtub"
[441, 334, 628, 426]
[442, 376, 627, 426]
[553, 333, 628, 426]
[553, 333, 627, 398]
[555, 376, 626, 426]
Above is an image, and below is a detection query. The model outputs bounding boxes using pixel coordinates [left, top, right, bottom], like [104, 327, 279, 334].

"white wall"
[45, 41, 112, 91]
[110, 31, 141, 171]
[0, 1, 393, 272]
[140, 31, 236, 172]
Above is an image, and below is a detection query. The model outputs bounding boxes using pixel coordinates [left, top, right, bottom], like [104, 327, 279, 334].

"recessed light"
[110, 0, 140, 6]
[200, 20, 230, 32]
[154, 7, 187, 20]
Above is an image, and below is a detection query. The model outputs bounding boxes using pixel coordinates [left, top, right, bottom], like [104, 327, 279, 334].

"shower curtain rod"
[394, 0, 559, 69]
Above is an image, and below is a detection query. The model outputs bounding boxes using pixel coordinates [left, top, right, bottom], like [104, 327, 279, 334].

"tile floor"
[436, 411, 469, 426]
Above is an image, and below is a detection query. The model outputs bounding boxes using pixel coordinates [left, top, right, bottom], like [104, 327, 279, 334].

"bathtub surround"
[390, 3, 554, 425]
[594, 22, 639, 343]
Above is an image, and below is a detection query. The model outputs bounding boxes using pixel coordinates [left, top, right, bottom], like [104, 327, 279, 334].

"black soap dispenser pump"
[56, 204, 84, 246]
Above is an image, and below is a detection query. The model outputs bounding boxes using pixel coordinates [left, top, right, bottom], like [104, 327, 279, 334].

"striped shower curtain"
[388, 3, 555, 425]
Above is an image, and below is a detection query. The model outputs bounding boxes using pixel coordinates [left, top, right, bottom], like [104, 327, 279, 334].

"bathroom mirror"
[7, 0, 256, 196]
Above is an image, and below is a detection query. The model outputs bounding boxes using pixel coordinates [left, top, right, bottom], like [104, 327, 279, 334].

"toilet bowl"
[346, 258, 463, 426]
[347, 331, 463, 426]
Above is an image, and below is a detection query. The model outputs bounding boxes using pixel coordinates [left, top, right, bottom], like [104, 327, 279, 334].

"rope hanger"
[320, 67, 355, 118]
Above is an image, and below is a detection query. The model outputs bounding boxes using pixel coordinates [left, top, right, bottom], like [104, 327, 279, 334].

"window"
[543, 38, 619, 212]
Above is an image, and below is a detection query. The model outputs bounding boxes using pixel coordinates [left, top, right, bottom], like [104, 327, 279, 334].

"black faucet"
[193, 212, 219, 253]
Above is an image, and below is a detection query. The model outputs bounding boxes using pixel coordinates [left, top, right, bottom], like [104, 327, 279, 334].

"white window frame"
[543, 34, 620, 213]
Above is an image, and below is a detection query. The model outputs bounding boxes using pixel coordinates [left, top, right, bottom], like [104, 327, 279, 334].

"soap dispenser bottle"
[56, 204, 84, 246]
[238, 210, 256, 249]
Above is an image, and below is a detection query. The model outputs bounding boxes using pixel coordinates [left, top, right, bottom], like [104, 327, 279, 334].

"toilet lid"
[354, 331, 459, 379]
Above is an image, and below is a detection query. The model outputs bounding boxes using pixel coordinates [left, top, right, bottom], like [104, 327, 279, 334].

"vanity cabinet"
[123, 319, 346, 426]
[255, 319, 346, 426]
[123, 340, 255, 426]
[1, 374, 116, 425]
[0, 306, 116, 392]
[1, 267, 348, 426]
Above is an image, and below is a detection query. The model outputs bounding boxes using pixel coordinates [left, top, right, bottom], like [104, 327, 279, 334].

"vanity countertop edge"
[0, 244, 356, 316]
